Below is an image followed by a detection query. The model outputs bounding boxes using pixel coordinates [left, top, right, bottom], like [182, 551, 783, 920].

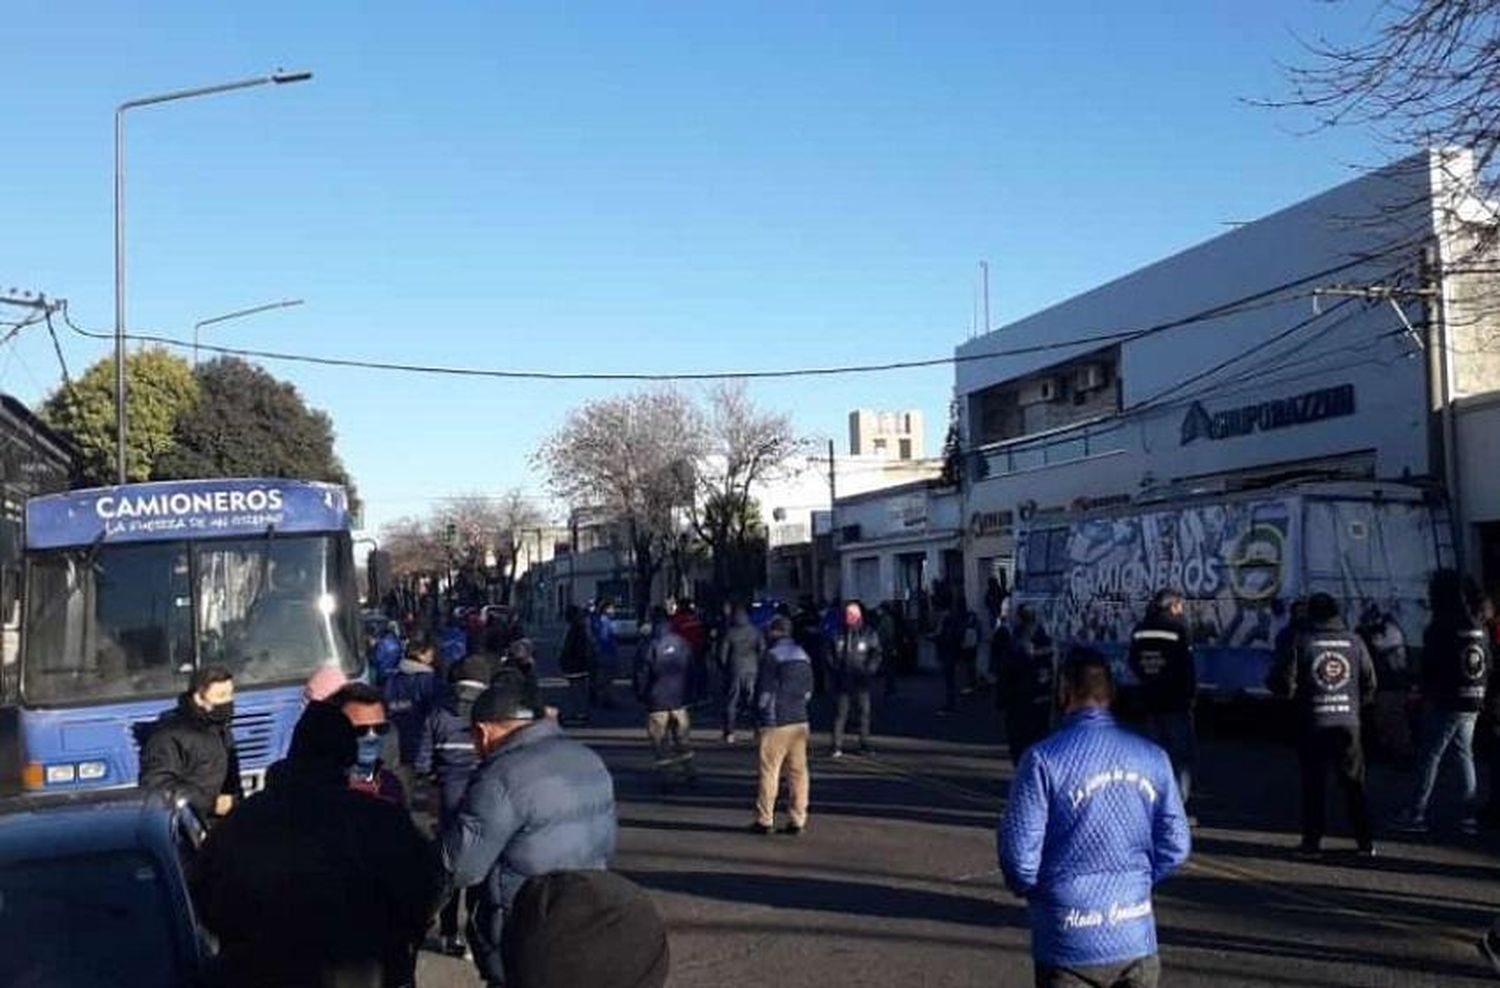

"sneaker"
[1461, 816, 1481, 836]
[1293, 843, 1322, 861]
[722, 733, 737, 745]
[1356, 844, 1378, 860]
[780, 822, 804, 836]
[748, 822, 773, 835]
[1479, 930, 1500, 975]
[442, 935, 470, 959]
[830, 748, 845, 760]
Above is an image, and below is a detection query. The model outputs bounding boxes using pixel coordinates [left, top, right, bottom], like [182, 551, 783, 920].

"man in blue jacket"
[370, 621, 404, 684]
[635, 608, 697, 788]
[999, 649, 1190, 988]
[751, 616, 815, 835]
[441, 669, 618, 987]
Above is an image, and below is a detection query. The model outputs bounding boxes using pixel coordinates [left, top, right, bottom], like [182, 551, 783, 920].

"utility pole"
[980, 260, 991, 336]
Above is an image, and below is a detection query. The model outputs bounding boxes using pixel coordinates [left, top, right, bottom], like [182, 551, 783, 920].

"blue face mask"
[355, 733, 384, 773]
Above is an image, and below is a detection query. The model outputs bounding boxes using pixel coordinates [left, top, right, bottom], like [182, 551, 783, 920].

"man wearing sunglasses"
[334, 682, 409, 807]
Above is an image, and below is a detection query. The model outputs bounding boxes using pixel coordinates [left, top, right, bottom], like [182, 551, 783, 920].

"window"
[853, 557, 882, 603]
[196, 535, 360, 689]
[23, 535, 360, 706]
[898, 438, 912, 460]
[23, 543, 195, 705]
[873, 438, 888, 454]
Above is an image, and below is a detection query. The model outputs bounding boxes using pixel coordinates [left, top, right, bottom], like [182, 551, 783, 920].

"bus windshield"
[22, 534, 360, 706]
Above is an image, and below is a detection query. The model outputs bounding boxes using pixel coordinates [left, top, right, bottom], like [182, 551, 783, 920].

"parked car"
[0, 791, 209, 987]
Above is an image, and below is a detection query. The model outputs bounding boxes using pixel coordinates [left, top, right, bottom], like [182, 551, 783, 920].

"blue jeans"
[1147, 711, 1196, 807]
[1409, 708, 1479, 819]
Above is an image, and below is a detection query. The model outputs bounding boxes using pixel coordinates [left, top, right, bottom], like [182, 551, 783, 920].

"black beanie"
[289, 701, 357, 770]
[502, 871, 669, 988]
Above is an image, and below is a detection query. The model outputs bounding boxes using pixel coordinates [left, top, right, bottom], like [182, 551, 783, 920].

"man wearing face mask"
[334, 682, 409, 807]
[140, 665, 243, 821]
[442, 668, 618, 988]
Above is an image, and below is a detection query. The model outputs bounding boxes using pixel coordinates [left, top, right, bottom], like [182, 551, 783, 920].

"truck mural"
[1013, 484, 1448, 695]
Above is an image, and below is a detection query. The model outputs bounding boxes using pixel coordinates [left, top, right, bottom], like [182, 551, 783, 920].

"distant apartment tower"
[849, 409, 924, 460]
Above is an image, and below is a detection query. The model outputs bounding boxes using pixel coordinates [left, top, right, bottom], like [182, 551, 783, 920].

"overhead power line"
[50, 244, 1416, 383]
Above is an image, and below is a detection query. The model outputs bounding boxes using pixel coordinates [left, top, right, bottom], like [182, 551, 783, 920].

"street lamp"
[193, 298, 304, 367]
[115, 69, 313, 484]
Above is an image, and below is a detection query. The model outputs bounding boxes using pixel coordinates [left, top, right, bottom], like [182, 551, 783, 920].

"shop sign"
[1180, 383, 1355, 446]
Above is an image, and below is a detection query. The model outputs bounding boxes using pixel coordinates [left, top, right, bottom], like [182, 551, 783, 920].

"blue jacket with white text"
[998, 708, 1190, 967]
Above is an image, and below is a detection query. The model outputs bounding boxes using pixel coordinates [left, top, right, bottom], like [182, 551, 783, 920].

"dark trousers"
[439, 886, 470, 938]
[563, 674, 591, 723]
[1298, 726, 1373, 849]
[1036, 954, 1159, 988]
[1007, 704, 1052, 765]
[940, 648, 960, 709]
[724, 667, 758, 735]
[833, 687, 872, 751]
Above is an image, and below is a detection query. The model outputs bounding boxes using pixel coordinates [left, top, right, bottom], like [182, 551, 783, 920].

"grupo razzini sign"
[1180, 384, 1355, 446]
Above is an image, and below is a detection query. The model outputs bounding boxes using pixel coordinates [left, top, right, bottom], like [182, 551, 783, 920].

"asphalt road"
[419, 636, 1500, 987]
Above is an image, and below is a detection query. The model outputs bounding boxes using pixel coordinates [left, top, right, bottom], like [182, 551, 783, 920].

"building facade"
[953, 150, 1500, 612]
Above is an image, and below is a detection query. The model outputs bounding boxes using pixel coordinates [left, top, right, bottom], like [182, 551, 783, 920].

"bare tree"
[379, 516, 445, 581]
[494, 488, 548, 604]
[536, 389, 705, 616]
[688, 382, 804, 598]
[1285, 3, 1500, 169]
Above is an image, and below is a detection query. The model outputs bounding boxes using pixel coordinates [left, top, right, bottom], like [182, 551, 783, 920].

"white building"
[835, 481, 962, 607]
[760, 451, 943, 601]
[953, 149, 1500, 612]
[849, 409, 925, 460]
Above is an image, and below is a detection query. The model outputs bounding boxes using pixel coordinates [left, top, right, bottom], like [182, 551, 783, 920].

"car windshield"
[23, 535, 360, 706]
[0, 850, 186, 987]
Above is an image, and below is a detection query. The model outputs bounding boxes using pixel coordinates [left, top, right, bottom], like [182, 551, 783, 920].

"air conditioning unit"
[1018, 377, 1062, 406]
[1073, 363, 1108, 392]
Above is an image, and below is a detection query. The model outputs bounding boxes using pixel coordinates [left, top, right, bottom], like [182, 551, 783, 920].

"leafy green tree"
[154, 357, 355, 496]
[40, 346, 199, 486]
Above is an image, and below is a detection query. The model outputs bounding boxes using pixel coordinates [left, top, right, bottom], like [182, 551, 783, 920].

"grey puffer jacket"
[440, 719, 617, 982]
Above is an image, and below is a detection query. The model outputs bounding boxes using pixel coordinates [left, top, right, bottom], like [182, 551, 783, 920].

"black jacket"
[1267, 617, 1377, 730]
[1127, 614, 1196, 714]
[830, 626, 882, 692]
[138, 694, 243, 819]
[1422, 614, 1491, 713]
[998, 625, 1056, 718]
[560, 619, 596, 678]
[194, 759, 443, 988]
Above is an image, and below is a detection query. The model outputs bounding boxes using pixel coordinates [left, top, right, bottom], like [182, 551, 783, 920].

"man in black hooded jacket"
[139, 665, 243, 820]
[193, 702, 442, 987]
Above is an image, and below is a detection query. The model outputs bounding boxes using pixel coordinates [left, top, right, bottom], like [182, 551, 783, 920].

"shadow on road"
[624, 869, 1018, 929]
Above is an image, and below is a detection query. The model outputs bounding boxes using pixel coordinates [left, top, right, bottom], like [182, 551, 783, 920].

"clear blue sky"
[0, 0, 1383, 533]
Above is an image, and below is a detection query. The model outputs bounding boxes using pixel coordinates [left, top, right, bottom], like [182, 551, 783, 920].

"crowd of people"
[135, 606, 666, 988]
[130, 566, 1500, 988]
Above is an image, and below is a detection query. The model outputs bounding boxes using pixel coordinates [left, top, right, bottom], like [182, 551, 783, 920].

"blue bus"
[0, 478, 362, 796]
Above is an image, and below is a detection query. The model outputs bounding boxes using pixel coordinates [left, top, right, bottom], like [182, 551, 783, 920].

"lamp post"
[115, 69, 313, 483]
[193, 298, 304, 368]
